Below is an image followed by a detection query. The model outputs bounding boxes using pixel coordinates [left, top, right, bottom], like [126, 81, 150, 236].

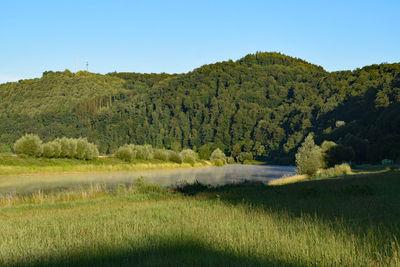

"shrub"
[320, 141, 337, 168]
[86, 143, 99, 159]
[227, 156, 235, 164]
[135, 145, 154, 160]
[325, 144, 355, 167]
[237, 152, 253, 163]
[42, 142, 55, 158]
[212, 158, 226, 166]
[180, 149, 197, 166]
[75, 138, 89, 159]
[168, 151, 183, 164]
[198, 145, 211, 160]
[153, 149, 170, 161]
[319, 163, 352, 178]
[295, 134, 322, 175]
[13, 134, 43, 157]
[66, 138, 77, 158]
[115, 145, 136, 162]
[50, 141, 62, 158]
[210, 148, 226, 161]
[57, 137, 70, 158]
[75, 138, 99, 160]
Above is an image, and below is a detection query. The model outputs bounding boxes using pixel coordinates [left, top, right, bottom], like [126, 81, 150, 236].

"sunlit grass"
[0, 170, 399, 266]
[268, 174, 309, 186]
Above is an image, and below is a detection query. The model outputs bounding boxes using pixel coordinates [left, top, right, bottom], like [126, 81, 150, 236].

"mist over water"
[0, 165, 296, 195]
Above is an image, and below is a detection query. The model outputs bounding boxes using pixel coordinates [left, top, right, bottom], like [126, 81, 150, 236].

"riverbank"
[0, 169, 398, 266]
[268, 163, 400, 186]
[0, 153, 212, 176]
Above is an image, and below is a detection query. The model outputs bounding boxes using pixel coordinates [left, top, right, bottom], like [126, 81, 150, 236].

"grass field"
[0, 153, 211, 176]
[0, 168, 399, 266]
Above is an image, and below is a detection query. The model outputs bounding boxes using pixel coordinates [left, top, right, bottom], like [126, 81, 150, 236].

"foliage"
[13, 134, 99, 160]
[114, 143, 197, 164]
[153, 149, 170, 161]
[210, 148, 226, 161]
[134, 145, 154, 160]
[198, 145, 212, 160]
[0, 154, 210, 175]
[168, 151, 183, 164]
[115, 145, 136, 162]
[211, 158, 226, 166]
[227, 156, 236, 164]
[325, 144, 355, 167]
[74, 138, 98, 160]
[180, 149, 197, 166]
[1, 53, 400, 164]
[13, 134, 43, 157]
[319, 163, 352, 178]
[41, 137, 99, 160]
[237, 152, 253, 163]
[320, 141, 337, 168]
[295, 134, 322, 175]
[42, 142, 55, 158]
[49, 141, 62, 158]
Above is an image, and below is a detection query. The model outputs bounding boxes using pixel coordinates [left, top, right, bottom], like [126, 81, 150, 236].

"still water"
[0, 165, 296, 195]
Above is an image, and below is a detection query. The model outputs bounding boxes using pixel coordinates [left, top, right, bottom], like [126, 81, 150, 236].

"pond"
[0, 165, 296, 195]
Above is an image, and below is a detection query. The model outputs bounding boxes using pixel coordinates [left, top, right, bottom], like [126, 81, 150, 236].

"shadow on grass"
[177, 170, 400, 245]
[11, 239, 297, 267]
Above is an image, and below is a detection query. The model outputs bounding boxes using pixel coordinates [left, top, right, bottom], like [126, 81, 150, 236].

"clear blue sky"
[1, 0, 399, 83]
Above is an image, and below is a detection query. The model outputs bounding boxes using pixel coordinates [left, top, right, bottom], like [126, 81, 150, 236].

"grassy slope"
[0, 154, 211, 176]
[0, 170, 399, 266]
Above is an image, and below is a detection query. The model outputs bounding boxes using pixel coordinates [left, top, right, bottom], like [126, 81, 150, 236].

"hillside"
[1, 52, 399, 163]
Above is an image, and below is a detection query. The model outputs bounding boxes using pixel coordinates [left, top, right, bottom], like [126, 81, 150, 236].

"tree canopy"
[1, 52, 400, 164]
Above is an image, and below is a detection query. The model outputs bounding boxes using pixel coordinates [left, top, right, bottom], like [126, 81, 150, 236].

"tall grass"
[0, 171, 399, 266]
[318, 163, 352, 178]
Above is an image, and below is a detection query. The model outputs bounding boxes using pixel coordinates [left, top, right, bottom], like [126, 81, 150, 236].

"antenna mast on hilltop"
[86, 61, 89, 71]
[75, 58, 77, 73]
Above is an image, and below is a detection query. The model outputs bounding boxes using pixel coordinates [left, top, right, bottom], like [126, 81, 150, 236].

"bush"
[153, 149, 170, 161]
[66, 138, 77, 158]
[13, 134, 43, 157]
[198, 145, 211, 160]
[135, 145, 154, 160]
[237, 152, 253, 163]
[212, 158, 226, 166]
[295, 134, 322, 175]
[210, 148, 226, 161]
[14, 135, 98, 160]
[50, 141, 62, 158]
[168, 151, 183, 164]
[75, 138, 89, 159]
[325, 144, 355, 167]
[320, 141, 337, 168]
[180, 149, 197, 166]
[42, 142, 55, 158]
[74, 138, 98, 160]
[227, 156, 235, 164]
[86, 143, 99, 159]
[319, 163, 352, 178]
[115, 145, 136, 162]
[57, 137, 70, 158]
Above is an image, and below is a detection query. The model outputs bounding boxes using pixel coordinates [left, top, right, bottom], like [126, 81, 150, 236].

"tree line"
[1, 52, 399, 164]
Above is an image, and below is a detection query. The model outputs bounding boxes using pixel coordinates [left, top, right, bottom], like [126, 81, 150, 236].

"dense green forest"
[1, 52, 399, 164]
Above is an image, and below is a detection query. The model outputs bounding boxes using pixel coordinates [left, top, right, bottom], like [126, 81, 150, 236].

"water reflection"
[0, 165, 296, 195]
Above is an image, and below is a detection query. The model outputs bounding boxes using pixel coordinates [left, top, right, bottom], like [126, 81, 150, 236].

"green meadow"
[0, 169, 399, 266]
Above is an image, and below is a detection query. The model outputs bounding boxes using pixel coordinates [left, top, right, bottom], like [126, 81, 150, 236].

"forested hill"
[1, 52, 399, 164]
